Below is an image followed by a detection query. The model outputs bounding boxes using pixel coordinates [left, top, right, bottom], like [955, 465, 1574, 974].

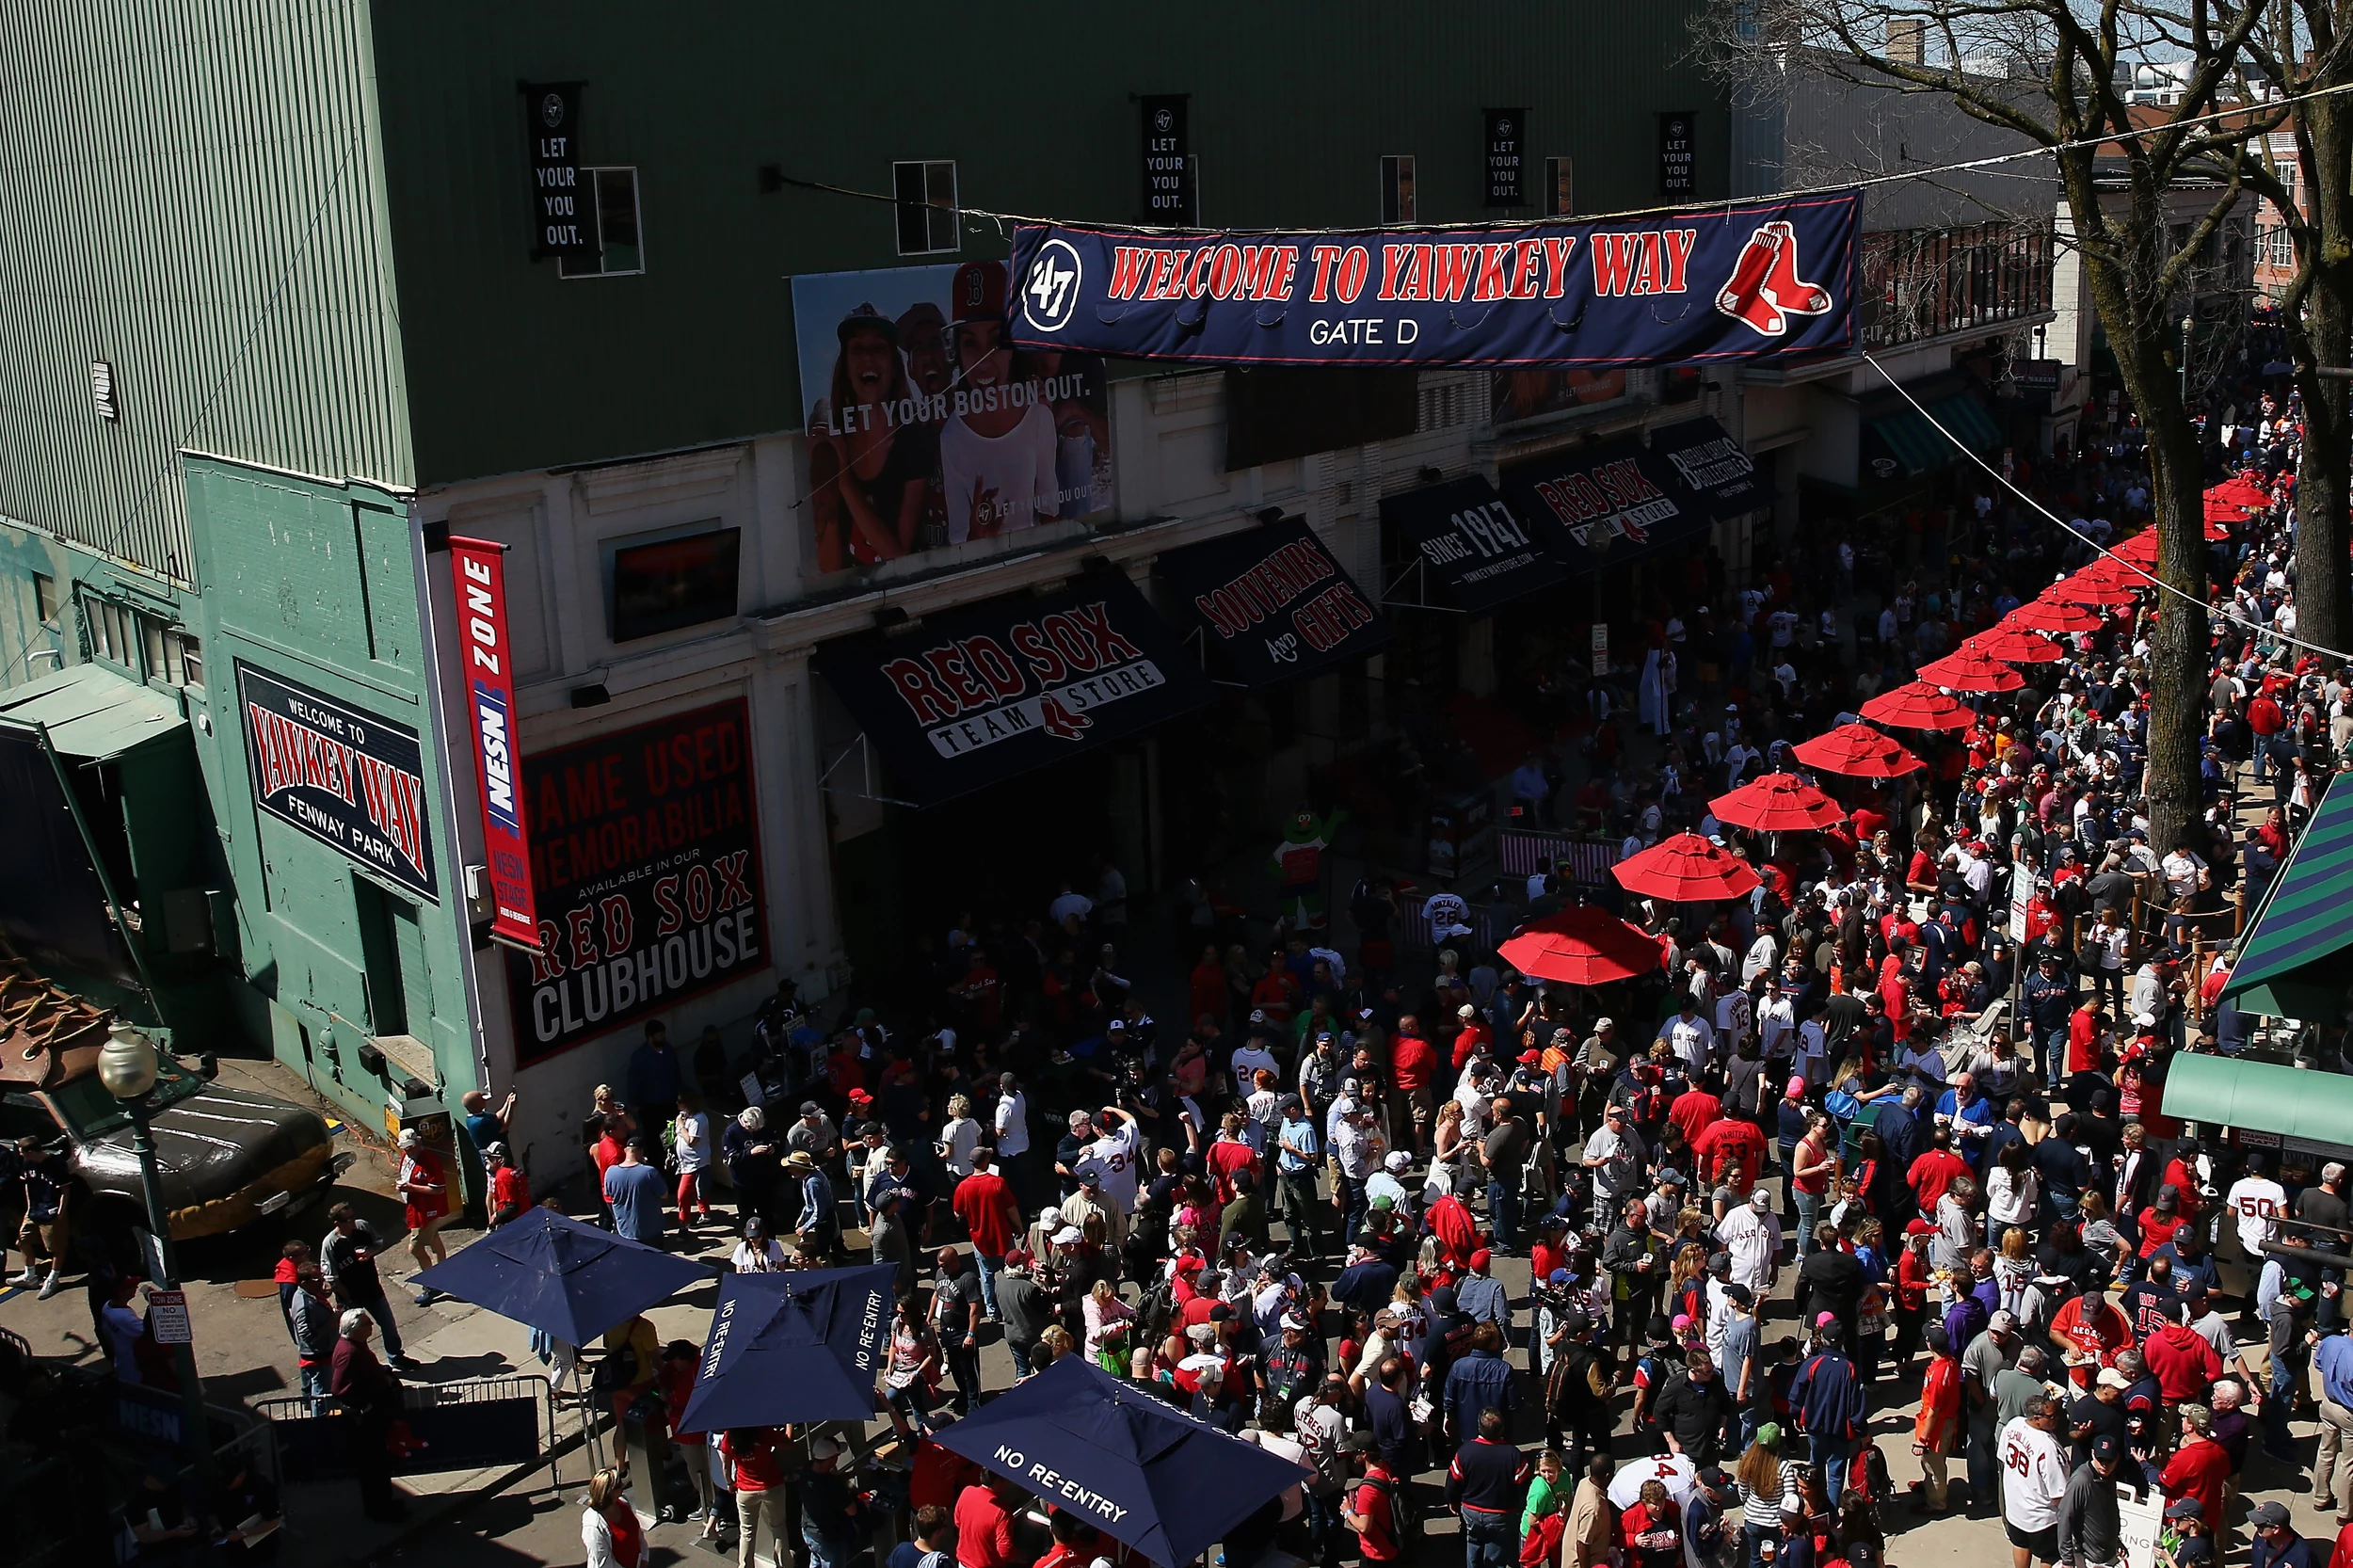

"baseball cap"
[2090, 1435, 2121, 1464]
[2250, 1501, 2292, 1528]
[799, 1100, 823, 1116]
[808, 1434, 844, 1463]
[1753, 1189, 1773, 1209]
[1051, 1225, 1083, 1244]
[1988, 1309, 2018, 1333]
[948, 260, 1007, 326]
[1786, 1076, 1807, 1098]
[1469, 1248, 1493, 1271]
[1725, 1284, 1754, 1307]
[1547, 1268, 1572, 1286]
[2096, 1367, 2130, 1390]
[2165, 1499, 2205, 1521]
[1384, 1150, 1410, 1172]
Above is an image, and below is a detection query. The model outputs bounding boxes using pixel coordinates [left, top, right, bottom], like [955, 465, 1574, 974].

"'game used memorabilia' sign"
[1006, 190, 1861, 368]
[238, 663, 437, 901]
[814, 574, 1211, 807]
[509, 698, 768, 1063]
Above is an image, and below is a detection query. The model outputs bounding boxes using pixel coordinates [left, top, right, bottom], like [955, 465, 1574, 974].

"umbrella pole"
[575, 1359, 610, 1476]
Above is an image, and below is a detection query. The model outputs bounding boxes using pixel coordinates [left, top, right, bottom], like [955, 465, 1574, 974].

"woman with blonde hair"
[1432, 1099, 1467, 1194]
[1082, 1276, 1134, 1364]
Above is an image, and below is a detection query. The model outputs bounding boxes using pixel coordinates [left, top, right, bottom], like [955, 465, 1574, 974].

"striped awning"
[2222, 774, 2353, 1017]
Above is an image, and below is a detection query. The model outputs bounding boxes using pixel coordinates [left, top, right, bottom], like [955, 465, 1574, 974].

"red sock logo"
[1715, 222, 1833, 337]
[1715, 228, 1786, 336]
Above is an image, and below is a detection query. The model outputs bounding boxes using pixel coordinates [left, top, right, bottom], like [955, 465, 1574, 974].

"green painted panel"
[366, 0, 1729, 485]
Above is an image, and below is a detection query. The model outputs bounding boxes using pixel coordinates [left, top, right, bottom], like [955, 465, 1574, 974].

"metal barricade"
[254, 1372, 559, 1488]
[1497, 829, 1625, 888]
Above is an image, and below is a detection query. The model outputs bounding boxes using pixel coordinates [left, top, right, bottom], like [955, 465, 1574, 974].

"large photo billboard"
[792, 261, 1115, 572]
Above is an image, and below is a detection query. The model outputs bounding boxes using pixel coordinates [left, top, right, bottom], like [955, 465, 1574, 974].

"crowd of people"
[48, 320, 2353, 1568]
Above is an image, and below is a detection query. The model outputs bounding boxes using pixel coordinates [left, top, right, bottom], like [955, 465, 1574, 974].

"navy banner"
[1006, 191, 1860, 369]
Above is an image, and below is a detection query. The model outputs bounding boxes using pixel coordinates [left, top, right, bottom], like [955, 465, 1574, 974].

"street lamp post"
[97, 1021, 214, 1492]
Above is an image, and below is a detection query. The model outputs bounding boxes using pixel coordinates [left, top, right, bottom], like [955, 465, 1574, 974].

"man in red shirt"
[1691, 1107, 1767, 1195]
[1392, 1024, 1436, 1155]
[952, 1148, 1022, 1318]
[2048, 1286, 2134, 1389]
[1907, 1130, 1973, 1213]
[1451, 1004, 1491, 1070]
[1668, 1076, 1721, 1151]
[2067, 1000, 2105, 1077]
[2143, 1307, 2223, 1403]
[1205, 1114, 1260, 1203]
[722, 1428, 788, 1565]
[953, 1476, 1022, 1568]
[1344, 1446, 1404, 1562]
[2157, 1410, 2231, 1539]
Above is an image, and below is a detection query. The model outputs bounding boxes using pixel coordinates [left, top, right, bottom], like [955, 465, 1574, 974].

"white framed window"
[893, 160, 959, 255]
[558, 167, 645, 279]
[1379, 155, 1417, 224]
[139, 616, 201, 689]
[86, 597, 136, 671]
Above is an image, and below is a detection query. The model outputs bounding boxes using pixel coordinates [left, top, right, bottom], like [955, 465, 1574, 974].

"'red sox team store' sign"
[508, 698, 769, 1063]
[814, 574, 1212, 807]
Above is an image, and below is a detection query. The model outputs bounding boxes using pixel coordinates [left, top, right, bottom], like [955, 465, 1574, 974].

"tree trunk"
[2141, 406, 2212, 858]
[2291, 88, 2353, 656]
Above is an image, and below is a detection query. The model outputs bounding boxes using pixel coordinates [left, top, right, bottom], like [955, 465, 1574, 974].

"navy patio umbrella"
[676, 1263, 898, 1434]
[411, 1208, 716, 1345]
[930, 1354, 1311, 1567]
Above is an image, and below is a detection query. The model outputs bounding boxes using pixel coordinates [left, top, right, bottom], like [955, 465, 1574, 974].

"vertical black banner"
[1140, 95, 1196, 225]
[1483, 108, 1527, 208]
[523, 81, 594, 259]
[1658, 110, 1696, 199]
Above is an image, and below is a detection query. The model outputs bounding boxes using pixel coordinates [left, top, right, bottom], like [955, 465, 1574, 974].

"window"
[610, 526, 742, 642]
[153, 627, 201, 689]
[893, 160, 959, 255]
[1545, 157, 1575, 217]
[86, 598, 135, 669]
[31, 573, 57, 626]
[558, 168, 645, 279]
[1379, 155, 1417, 224]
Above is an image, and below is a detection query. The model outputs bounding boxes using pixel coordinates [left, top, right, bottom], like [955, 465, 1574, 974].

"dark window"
[1545, 157, 1574, 216]
[1224, 368, 1418, 471]
[610, 527, 743, 642]
[559, 167, 644, 279]
[893, 161, 959, 255]
[1379, 155, 1417, 224]
[31, 573, 57, 626]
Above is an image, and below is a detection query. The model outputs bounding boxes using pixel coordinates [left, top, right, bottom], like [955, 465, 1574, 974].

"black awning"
[813, 573, 1213, 808]
[1649, 416, 1772, 520]
[1503, 439, 1711, 573]
[1156, 520, 1392, 686]
[1377, 477, 1564, 614]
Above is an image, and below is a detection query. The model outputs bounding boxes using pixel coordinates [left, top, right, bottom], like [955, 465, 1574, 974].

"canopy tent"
[2158, 1051, 2353, 1149]
[1791, 724, 1923, 778]
[2219, 775, 2353, 1018]
[1916, 646, 2025, 693]
[1709, 771, 1848, 829]
[677, 1264, 899, 1433]
[1971, 625, 2064, 664]
[0, 663, 188, 761]
[411, 1208, 716, 1346]
[1611, 832, 1760, 902]
[2006, 597, 2102, 635]
[1498, 905, 1663, 986]
[2046, 568, 2140, 607]
[1856, 681, 1972, 731]
[930, 1354, 1311, 1567]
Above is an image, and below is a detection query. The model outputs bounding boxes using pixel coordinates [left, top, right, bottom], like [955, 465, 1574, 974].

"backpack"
[1136, 1279, 1177, 1352]
[1358, 1475, 1419, 1562]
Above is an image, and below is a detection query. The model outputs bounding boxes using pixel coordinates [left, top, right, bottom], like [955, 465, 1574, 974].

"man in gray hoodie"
[287, 1260, 339, 1407]
[2057, 1435, 2143, 1568]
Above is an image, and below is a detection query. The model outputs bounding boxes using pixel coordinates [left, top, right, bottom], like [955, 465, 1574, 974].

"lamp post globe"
[98, 1020, 158, 1101]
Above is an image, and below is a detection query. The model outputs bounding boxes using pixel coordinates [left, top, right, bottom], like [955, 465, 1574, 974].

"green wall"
[0, 0, 409, 584]
[368, 0, 1728, 485]
[181, 457, 473, 1134]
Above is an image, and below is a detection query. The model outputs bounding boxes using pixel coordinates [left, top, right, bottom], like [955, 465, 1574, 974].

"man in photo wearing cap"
[2158, 1402, 2228, 1540]
[2265, 1277, 2320, 1462]
[784, 1148, 839, 1259]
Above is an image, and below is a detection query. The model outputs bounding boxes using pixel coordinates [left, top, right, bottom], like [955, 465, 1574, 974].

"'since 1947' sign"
[508, 698, 769, 1064]
[238, 663, 438, 901]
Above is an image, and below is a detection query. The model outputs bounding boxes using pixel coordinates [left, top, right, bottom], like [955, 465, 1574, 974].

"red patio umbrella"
[2112, 531, 2160, 563]
[2050, 563, 2143, 604]
[1916, 645, 2026, 693]
[2211, 477, 2271, 510]
[2005, 597, 2102, 634]
[1497, 905, 1664, 986]
[1709, 771, 1848, 831]
[1791, 723, 1925, 778]
[1971, 625, 2065, 664]
[1610, 832, 1761, 903]
[2203, 496, 2252, 524]
[1856, 680, 1974, 731]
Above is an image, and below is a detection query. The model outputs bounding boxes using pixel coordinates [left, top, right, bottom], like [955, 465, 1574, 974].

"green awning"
[2161, 1051, 2353, 1145]
[0, 664, 185, 761]
[1862, 410, 1949, 477]
[2221, 773, 2353, 1017]
[1926, 392, 2001, 450]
